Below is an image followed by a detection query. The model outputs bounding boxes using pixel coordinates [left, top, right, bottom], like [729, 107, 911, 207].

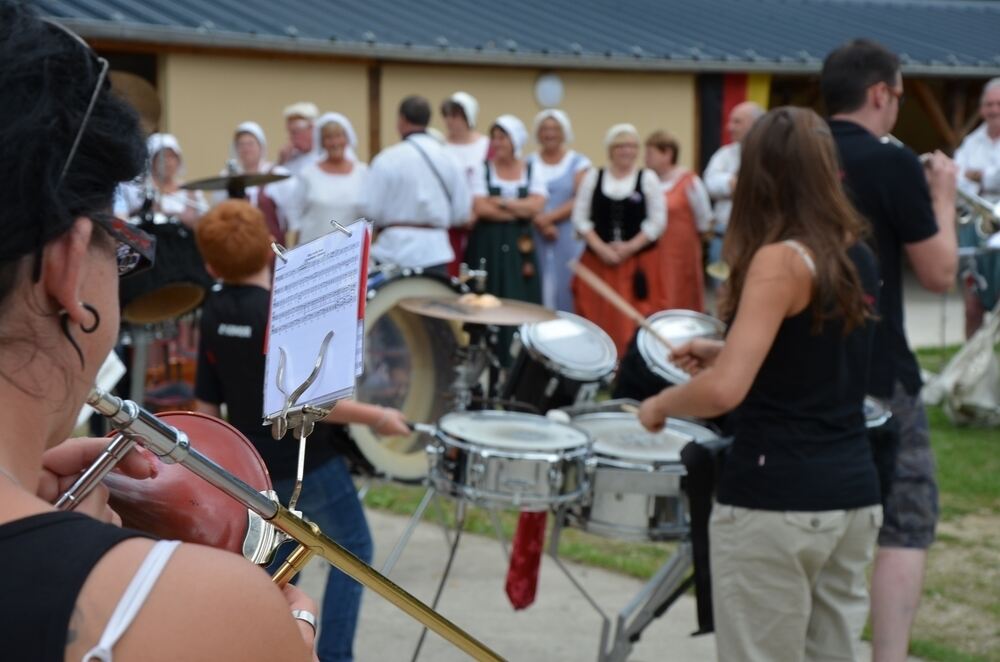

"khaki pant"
[710, 503, 882, 662]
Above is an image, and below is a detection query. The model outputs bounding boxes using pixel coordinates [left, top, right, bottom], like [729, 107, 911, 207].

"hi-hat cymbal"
[181, 172, 289, 192]
[109, 71, 161, 135]
[397, 295, 557, 326]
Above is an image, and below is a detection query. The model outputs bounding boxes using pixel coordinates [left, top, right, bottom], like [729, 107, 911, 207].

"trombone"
[69, 387, 504, 662]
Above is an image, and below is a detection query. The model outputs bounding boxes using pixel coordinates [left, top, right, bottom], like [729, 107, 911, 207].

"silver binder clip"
[329, 219, 353, 237]
[271, 242, 289, 264]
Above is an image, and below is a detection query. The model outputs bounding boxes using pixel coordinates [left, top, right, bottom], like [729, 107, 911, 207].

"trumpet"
[65, 387, 504, 661]
[956, 187, 1000, 241]
[882, 134, 1000, 240]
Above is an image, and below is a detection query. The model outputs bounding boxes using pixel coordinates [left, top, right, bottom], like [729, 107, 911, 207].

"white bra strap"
[83, 540, 181, 662]
[782, 239, 816, 276]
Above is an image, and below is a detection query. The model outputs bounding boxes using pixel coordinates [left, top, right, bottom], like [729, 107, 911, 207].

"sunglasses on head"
[89, 212, 156, 277]
[37, 20, 156, 279]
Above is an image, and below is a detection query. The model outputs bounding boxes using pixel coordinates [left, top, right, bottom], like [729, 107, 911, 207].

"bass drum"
[348, 267, 467, 481]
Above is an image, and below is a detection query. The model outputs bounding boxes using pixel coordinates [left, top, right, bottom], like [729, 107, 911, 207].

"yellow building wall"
[159, 53, 369, 180]
[380, 64, 697, 170]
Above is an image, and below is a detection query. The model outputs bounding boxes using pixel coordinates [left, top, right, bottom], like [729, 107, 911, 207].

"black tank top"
[589, 168, 647, 243]
[0, 511, 148, 661]
[718, 242, 882, 511]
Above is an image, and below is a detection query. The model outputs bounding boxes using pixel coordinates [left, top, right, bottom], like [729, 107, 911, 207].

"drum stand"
[381, 489, 511, 662]
[547, 509, 695, 662]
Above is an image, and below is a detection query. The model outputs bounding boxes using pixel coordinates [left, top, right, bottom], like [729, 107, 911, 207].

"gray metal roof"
[31, 0, 1000, 76]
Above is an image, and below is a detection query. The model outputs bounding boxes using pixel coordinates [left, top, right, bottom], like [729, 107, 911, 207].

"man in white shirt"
[361, 96, 471, 271]
[276, 102, 320, 175]
[702, 101, 764, 284]
[954, 78, 1000, 335]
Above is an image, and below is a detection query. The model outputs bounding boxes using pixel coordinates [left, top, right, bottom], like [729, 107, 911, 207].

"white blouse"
[288, 161, 368, 244]
[572, 168, 667, 240]
[470, 161, 549, 200]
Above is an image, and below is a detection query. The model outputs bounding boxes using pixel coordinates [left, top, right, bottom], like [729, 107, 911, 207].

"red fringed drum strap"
[505, 511, 547, 610]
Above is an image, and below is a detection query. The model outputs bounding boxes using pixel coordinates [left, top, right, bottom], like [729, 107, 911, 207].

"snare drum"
[613, 310, 726, 401]
[348, 267, 467, 481]
[502, 312, 617, 413]
[567, 412, 718, 541]
[428, 411, 591, 511]
[119, 217, 213, 324]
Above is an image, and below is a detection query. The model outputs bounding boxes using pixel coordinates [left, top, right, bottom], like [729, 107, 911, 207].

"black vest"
[590, 168, 646, 243]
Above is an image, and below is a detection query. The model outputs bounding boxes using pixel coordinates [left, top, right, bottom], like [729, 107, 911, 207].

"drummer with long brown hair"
[638, 107, 882, 661]
[0, 3, 320, 660]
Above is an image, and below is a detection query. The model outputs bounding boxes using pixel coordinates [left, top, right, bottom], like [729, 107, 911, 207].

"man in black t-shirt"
[193, 200, 409, 662]
[822, 40, 958, 661]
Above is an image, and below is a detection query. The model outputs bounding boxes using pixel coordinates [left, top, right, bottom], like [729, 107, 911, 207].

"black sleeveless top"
[589, 168, 647, 243]
[0, 511, 148, 661]
[718, 242, 882, 511]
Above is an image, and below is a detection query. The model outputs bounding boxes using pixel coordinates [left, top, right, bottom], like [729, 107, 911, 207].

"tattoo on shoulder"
[66, 605, 82, 646]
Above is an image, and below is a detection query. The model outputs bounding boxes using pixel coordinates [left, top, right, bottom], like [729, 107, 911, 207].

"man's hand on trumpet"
[36, 437, 158, 525]
[922, 149, 958, 204]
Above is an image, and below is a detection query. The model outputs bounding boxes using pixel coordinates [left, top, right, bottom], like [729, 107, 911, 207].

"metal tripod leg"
[380, 485, 436, 575]
[602, 540, 694, 662]
[547, 508, 612, 662]
[411, 500, 466, 662]
[487, 507, 510, 561]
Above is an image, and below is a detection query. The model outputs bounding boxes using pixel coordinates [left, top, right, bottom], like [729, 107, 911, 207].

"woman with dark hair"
[0, 4, 317, 660]
[638, 107, 882, 661]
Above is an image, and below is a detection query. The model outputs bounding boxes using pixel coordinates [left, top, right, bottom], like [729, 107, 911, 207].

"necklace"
[0, 465, 21, 488]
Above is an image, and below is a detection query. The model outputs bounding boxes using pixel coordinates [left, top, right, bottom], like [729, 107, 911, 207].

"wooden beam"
[367, 62, 382, 159]
[911, 79, 958, 149]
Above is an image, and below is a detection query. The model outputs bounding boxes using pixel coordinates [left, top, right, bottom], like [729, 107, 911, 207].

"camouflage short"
[878, 383, 939, 549]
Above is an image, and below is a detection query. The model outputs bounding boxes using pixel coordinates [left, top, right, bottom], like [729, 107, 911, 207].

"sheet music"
[263, 223, 371, 419]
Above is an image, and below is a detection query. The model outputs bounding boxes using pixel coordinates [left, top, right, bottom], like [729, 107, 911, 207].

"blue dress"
[529, 151, 590, 312]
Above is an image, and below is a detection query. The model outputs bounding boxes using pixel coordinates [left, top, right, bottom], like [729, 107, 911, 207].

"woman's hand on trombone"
[36, 436, 158, 525]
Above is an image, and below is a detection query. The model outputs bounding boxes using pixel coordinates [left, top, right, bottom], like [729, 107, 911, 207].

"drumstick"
[570, 261, 676, 353]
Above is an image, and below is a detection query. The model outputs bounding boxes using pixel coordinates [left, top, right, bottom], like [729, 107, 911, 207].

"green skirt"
[465, 220, 542, 304]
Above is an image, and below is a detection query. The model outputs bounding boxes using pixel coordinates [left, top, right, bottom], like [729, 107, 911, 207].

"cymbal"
[181, 172, 289, 192]
[397, 295, 558, 326]
[109, 71, 161, 135]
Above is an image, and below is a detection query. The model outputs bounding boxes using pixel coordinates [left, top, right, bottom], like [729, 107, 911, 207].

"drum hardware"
[459, 259, 489, 294]
[501, 312, 617, 414]
[614, 310, 727, 402]
[119, 216, 213, 325]
[349, 267, 468, 482]
[547, 409, 727, 662]
[384, 411, 592, 660]
[571, 261, 679, 354]
[56, 387, 505, 661]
